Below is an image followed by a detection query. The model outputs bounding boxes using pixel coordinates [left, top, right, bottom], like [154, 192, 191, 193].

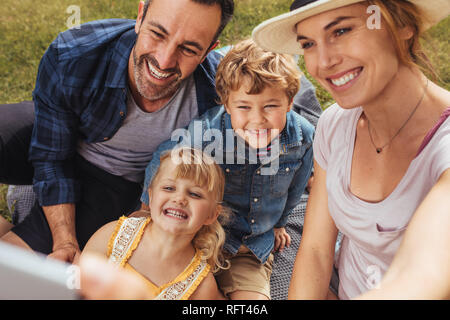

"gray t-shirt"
[77, 76, 198, 183]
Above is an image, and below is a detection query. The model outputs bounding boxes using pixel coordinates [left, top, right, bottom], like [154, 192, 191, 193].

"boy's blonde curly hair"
[215, 38, 302, 106]
[151, 147, 231, 272]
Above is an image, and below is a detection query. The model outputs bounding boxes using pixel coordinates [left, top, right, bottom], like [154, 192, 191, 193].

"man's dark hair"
[141, 0, 234, 48]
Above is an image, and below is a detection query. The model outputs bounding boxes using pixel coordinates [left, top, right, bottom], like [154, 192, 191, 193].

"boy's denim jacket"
[141, 106, 314, 263]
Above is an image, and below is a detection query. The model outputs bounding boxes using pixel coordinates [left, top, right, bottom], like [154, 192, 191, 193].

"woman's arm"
[288, 160, 339, 299]
[357, 169, 450, 299]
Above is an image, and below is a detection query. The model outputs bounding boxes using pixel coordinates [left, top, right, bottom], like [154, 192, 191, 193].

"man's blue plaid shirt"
[30, 19, 221, 206]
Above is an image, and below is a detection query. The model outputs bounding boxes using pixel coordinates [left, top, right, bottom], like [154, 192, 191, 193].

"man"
[0, 0, 321, 264]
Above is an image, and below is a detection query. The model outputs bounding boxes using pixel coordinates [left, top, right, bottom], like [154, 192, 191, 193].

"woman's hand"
[79, 253, 152, 300]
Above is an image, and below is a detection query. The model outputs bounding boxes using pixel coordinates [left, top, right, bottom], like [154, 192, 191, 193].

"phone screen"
[0, 241, 79, 299]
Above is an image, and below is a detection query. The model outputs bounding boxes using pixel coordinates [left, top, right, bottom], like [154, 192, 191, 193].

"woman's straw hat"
[252, 0, 450, 54]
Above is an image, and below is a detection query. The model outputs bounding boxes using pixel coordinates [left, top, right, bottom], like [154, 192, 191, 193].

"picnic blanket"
[270, 193, 308, 300]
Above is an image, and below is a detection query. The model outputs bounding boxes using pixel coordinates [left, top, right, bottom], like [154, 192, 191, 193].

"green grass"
[0, 185, 9, 222]
[0, 0, 448, 219]
[0, 0, 448, 104]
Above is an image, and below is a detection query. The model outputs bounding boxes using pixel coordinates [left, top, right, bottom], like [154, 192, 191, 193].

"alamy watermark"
[66, 5, 81, 30]
[366, 264, 382, 290]
[169, 122, 281, 175]
[66, 264, 81, 290]
[366, 5, 381, 30]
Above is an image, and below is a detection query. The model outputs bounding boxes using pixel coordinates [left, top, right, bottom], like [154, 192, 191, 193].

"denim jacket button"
[251, 219, 255, 224]
[253, 198, 258, 202]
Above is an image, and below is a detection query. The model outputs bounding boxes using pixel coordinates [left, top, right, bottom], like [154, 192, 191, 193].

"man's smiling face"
[130, 0, 221, 103]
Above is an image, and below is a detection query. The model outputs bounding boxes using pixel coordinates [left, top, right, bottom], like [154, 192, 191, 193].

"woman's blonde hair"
[151, 147, 230, 272]
[367, 0, 437, 79]
[215, 38, 302, 106]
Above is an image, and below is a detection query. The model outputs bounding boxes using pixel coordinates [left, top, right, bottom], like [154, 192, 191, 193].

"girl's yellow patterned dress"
[107, 216, 211, 300]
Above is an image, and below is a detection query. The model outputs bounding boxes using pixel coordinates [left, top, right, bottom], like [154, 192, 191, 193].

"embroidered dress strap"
[107, 216, 150, 266]
[154, 250, 211, 300]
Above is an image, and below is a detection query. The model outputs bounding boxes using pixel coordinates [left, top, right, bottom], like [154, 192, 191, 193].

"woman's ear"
[398, 25, 414, 40]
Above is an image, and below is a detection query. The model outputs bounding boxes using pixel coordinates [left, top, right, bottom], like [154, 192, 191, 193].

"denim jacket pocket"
[223, 166, 246, 195]
[270, 161, 302, 197]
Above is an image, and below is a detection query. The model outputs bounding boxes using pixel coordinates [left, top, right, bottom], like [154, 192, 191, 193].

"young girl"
[81, 147, 229, 300]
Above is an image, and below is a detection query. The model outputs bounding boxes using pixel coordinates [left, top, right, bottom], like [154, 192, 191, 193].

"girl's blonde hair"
[367, 0, 438, 79]
[215, 38, 302, 106]
[151, 147, 230, 272]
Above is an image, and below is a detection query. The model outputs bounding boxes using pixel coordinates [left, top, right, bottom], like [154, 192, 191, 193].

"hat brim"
[252, 0, 450, 55]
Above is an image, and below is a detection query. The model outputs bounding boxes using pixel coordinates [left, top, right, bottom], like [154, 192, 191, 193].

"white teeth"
[247, 129, 268, 135]
[330, 69, 361, 87]
[147, 61, 172, 79]
[165, 209, 187, 219]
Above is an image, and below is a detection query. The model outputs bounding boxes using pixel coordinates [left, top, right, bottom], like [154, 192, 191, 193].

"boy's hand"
[274, 227, 291, 252]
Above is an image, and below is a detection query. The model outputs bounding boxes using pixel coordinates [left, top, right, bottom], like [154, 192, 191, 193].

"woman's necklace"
[367, 79, 429, 154]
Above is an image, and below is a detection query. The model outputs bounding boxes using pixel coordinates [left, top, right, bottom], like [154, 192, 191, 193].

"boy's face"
[224, 81, 292, 149]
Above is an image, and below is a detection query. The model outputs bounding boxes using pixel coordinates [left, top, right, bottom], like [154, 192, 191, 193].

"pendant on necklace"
[376, 148, 382, 154]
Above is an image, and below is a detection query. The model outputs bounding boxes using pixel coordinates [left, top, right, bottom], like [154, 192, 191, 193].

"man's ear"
[135, 1, 146, 34]
[200, 40, 220, 63]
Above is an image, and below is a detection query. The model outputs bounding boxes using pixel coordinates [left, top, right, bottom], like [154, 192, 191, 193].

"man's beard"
[132, 50, 182, 102]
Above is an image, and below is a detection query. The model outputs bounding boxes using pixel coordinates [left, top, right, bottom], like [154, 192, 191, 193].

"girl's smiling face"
[148, 159, 219, 236]
[295, 3, 406, 109]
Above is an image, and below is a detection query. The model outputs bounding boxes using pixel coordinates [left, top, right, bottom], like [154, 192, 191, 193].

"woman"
[253, 0, 450, 299]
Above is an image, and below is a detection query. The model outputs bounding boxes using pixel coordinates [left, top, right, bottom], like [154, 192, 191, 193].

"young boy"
[141, 39, 314, 299]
